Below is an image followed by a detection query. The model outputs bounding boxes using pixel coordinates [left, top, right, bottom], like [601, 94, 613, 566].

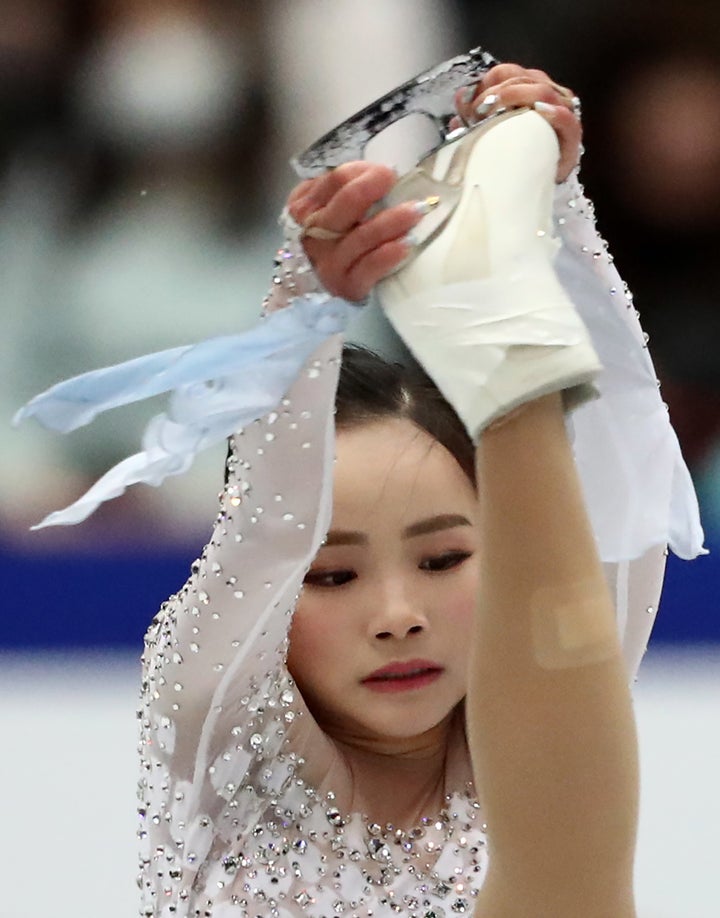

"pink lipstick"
[362, 659, 443, 693]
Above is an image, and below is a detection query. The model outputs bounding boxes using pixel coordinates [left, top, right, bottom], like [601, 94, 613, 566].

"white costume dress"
[16, 169, 705, 916]
[134, 175, 703, 916]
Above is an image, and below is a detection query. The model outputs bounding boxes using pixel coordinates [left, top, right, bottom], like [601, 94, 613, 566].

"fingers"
[286, 177, 319, 214]
[283, 62, 583, 301]
[485, 63, 540, 87]
[454, 63, 533, 114]
[453, 64, 582, 181]
[309, 199, 425, 301]
[535, 103, 582, 183]
[289, 162, 397, 233]
[285, 159, 431, 301]
[344, 240, 410, 301]
[455, 68, 576, 124]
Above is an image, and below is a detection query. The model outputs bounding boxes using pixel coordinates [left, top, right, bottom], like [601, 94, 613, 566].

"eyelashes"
[303, 550, 474, 589]
[303, 569, 357, 588]
[419, 550, 473, 572]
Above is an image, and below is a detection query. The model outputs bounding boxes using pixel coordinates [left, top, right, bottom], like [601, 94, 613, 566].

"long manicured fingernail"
[533, 101, 557, 119]
[413, 195, 441, 216]
[460, 86, 475, 105]
[475, 93, 499, 118]
[404, 231, 420, 247]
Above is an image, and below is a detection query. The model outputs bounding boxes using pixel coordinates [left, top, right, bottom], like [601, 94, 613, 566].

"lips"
[362, 659, 444, 692]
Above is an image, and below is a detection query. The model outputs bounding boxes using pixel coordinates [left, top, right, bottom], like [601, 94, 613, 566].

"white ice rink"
[1, 647, 718, 918]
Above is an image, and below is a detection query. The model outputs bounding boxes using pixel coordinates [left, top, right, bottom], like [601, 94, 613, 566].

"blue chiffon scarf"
[14, 295, 354, 529]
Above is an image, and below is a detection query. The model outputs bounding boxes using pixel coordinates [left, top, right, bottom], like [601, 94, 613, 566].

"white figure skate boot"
[377, 107, 602, 439]
[293, 49, 602, 440]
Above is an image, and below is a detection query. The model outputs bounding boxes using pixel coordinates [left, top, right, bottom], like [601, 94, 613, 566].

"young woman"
[132, 64, 704, 917]
[17, 60, 703, 917]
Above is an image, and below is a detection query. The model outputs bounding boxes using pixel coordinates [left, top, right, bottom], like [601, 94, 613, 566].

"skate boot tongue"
[291, 46, 499, 178]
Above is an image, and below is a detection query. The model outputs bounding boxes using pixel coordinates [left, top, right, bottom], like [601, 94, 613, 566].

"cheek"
[433, 571, 478, 655]
[444, 564, 478, 622]
[443, 594, 475, 639]
[287, 597, 345, 688]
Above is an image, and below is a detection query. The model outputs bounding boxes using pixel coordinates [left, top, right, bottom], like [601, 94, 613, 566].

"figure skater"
[16, 56, 705, 917]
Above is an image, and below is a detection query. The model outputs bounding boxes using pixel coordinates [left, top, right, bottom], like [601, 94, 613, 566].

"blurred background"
[1, 1, 718, 916]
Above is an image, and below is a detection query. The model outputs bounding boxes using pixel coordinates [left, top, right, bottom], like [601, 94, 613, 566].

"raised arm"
[142, 335, 342, 770]
[468, 394, 638, 918]
[284, 57, 703, 914]
[290, 63, 671, 917]
[137, 281, 346, 911]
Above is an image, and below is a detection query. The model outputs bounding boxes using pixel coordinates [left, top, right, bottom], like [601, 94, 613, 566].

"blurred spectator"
[571, 2, 720, 529]
[455, 0, 720, 528]
[1, 1, 273, 534]
[4, 0, 719, 537]
[2, 0, 718, 656]
[0, 0, 69, 167]
[2, 0, 458, 537]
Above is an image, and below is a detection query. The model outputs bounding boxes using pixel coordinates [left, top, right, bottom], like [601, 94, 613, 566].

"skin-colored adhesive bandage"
[531, 580, 619, 670]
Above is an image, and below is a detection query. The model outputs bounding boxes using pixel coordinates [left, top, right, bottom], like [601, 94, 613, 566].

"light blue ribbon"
[14, 295, 355, 528]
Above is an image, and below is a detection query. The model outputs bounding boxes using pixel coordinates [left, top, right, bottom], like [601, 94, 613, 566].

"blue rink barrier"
[0, 534, 717, 650]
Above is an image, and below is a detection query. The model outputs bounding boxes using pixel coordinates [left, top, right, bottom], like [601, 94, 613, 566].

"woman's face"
[287, 417, 479, 747]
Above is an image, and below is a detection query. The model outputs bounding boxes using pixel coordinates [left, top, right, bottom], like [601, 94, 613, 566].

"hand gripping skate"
[292, 50, 602, 440]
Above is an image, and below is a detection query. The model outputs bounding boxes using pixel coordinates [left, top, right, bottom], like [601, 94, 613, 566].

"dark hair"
[225, 344, 476, 487]
[335, 344, 476, 487]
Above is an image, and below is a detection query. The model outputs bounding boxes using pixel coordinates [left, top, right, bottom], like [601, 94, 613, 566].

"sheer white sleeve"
[137, 335, 342, 913]
[551, 171, 705, 680]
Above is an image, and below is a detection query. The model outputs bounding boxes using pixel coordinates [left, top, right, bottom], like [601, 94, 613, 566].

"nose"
[375, 618, 424, 641]
[370, 582, 429, 641]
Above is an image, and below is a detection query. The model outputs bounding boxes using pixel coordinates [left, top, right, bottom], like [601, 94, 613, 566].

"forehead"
[332, 418, 476, 528]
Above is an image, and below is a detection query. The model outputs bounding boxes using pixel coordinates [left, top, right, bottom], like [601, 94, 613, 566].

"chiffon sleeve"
[137, 335, 342, 914]
[551, 172, 705, 680]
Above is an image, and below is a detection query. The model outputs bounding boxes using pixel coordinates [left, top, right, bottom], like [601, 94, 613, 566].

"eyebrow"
[323, 513, 471, 546]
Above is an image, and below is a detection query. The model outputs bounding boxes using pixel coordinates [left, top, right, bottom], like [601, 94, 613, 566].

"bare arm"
[468, 393, 638, 918]
[288, 63, 646, 915]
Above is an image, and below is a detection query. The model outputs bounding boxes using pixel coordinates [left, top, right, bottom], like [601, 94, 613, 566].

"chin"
[295, 677, 465, 745]
[360, 701, 461, 741]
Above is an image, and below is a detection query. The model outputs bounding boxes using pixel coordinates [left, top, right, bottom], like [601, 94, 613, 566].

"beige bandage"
[531, 580, 619, 670]
[550, 81, 575, 101]
[302, 225, 345, 241]
[301, 210, 346, 242]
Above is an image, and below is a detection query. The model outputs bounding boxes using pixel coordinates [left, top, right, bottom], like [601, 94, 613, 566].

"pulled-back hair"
[225, 344, 476, 487]
[335, 344, 476, 487]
